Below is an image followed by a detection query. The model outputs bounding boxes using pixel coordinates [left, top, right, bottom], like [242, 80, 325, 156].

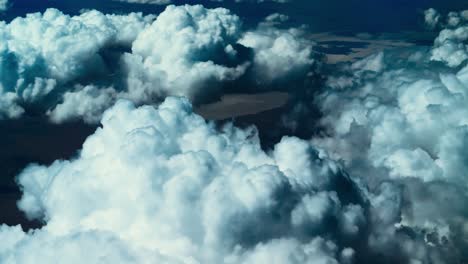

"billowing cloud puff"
[239, 26, 318, 88]
[304, 12, 468, 263]
[0, 5, 318, 123]
[122, 5, 248, 103]
[423, 9, 468, 67]
[1, 96, 459, 263]
[47, 85, 117, 124]
[0, 8, 154, 120]
[122, 5, 318, 103]
[0, 97, 371, 263]
[1, 5, 466, 263]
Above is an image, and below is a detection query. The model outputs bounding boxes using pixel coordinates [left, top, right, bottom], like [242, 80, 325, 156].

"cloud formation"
[304, 10, 468, 263]
[122, 5, 248, 104]
[2, 4, 467, 264]
[121, 5, 318, 103]
[0, 5, 318, 123]
[0, 97, 367, 263]
[0, 8, 154, 120]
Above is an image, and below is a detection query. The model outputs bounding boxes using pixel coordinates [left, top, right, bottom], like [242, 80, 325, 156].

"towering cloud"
[121, 4, 318, 103]
[121, 5, 248, 104]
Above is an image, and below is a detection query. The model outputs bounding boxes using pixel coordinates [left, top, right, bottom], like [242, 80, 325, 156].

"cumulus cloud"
[422, 8, 468, 67]
[122, 5, 318, 103]
[298, 10, 468, 263]
[239, 26, 318, 88]
[0, 8, 154, 121]
[0, 97, 372, 263]
[0, 94, 459, 263]
[47, 85, 117, 124]
[1, 5, 466, 263]
[0, 5, 318, 123]
[122, 5, 248, 104]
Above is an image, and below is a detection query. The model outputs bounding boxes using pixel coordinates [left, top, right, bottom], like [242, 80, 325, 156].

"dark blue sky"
[1, 0, 467, 32]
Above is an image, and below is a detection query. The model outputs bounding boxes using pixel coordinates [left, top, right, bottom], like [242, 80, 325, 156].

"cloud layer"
[1, 94, 464, 263]
[304, 10, 468, 263]
[1, 97, 365, 263]
[1, 4, 467, 264]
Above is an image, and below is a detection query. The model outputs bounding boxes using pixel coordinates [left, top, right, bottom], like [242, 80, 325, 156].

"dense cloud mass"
[0, 5, 317, 122]
[0, 94, 463, 263]
[1, 3, 468, 264]
[121, 5, 247, 103]
[119, 4, 317, 104]
[0, 8, 154, 120]
[0, 97, 365, 263]
[307, 9, 468, 263]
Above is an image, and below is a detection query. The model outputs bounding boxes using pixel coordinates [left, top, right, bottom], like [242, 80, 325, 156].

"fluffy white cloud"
[1, 5, 465, 263]
[423, 9, 468, 67]
[47, 85, 117, 124]
[305, 11, 468, 262]
[0, 97, 366, 263]
[0, 5, 318, 123]
[122, 5, 318, 103]
[317, 47, 468, 186]
[431, 24, 468, 67]
[0, 8, 154, 120]
[239, 26, 318, 87]
[122, 5, 248, 103]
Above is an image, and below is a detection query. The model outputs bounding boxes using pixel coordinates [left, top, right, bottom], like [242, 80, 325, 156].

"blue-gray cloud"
[0, 0, 7, 11]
